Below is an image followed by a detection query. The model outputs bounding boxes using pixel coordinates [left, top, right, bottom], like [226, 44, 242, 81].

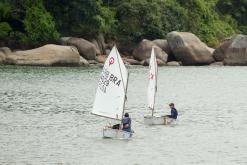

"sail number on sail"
[98, 67, 122, 93]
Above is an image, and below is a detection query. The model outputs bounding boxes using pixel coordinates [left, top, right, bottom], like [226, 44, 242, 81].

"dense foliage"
[0, 0, 246, 47]
[216, 0, 247, 34]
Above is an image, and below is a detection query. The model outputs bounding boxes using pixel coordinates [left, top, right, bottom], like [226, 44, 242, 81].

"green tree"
[0, 0, 245, 48]
[216, 0, 247, 34]
[177, 0, 235, 46]
[0, 0, 59, 44]
[23, 3, 59, 43]
[0, 1, 12, 38]
[160, 0, 188, 35]
[114, 0, 164, 46]
[0, 22, 11, 38]
[44, 0, 116, 37]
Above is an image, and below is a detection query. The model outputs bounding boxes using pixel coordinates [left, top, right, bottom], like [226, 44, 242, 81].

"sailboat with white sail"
[92, 46, 133, 139]
[144, 47, 175, 125]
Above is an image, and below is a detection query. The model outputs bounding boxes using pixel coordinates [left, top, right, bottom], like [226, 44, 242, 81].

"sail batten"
[92, 46, 128, 120]
[147, 47, 158, 111]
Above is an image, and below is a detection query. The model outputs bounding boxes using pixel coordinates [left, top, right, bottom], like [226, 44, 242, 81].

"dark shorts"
[112, 124, 120, 129]
[166, 115, 177, 119]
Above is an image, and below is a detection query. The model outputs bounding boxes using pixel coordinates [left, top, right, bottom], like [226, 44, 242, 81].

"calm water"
[0, 65, 247, 165]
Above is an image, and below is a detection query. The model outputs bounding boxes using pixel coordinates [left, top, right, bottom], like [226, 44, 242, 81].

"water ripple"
[1, 65, 247, 164]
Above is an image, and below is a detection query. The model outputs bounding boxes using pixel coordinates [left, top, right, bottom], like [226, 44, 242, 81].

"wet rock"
[167, 31, 215, 65]
[0, 47, 11, 64]
[0, 52, 5, 64]
[61, 37, 98, 60]
[152, 39, 172, 55]
[213, 35, 247, 65]
[132, 39, 168, 62]
[5, 44, 80, 66]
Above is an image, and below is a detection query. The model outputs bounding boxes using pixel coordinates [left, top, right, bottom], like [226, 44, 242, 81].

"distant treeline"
[0, 0, 246, 48]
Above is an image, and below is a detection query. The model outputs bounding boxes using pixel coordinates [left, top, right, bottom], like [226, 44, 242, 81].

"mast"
[121, 72, 129, 123]
[116, 47, 129, 123]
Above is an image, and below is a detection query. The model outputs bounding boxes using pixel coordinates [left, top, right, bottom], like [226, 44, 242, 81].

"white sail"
[147, 47, 157, 110]
[92, 46, 128, 120]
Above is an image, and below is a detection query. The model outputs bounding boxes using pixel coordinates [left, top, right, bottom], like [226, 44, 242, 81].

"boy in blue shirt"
[167, 103, 178, 119]
[122, 113, 131, 132]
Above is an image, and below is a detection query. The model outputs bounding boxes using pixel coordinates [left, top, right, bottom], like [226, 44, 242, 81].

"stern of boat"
[144, 116, 175, 125]
[103, 128, 132, 139]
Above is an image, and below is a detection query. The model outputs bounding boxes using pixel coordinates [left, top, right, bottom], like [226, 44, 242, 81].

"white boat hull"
[103, 128, 133, 139]
[144, 116, 175, 125]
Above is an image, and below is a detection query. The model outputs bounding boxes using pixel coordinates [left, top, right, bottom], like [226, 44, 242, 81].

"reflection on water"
[0, 65, 247, 165]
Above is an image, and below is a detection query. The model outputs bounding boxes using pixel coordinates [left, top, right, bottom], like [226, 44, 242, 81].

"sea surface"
[0, 65, 247, 165]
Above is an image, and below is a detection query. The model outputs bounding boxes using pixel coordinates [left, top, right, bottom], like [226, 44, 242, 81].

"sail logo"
[109, 57, 115, 66]
[98, 67, 122, 93]
[149, 73, 154, 80]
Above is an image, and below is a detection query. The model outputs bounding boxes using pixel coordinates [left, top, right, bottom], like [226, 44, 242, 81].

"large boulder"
[5, 44, 80, 66]
[152, 39, 172, 55]
[132, 39, 168, 62]
[91, 39, 102, 55]
[152, 39, 175, 61]
[213, 35, 247, 65]
[167, 31, 215, 65]
[0, 47, 11, 64]
[91, 34, 106, 55]
[61, 37, 98, 60]
[0, 51, 5, 64]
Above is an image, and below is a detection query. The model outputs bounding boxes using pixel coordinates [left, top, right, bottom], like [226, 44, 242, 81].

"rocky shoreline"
[0, 31, 247, 67]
